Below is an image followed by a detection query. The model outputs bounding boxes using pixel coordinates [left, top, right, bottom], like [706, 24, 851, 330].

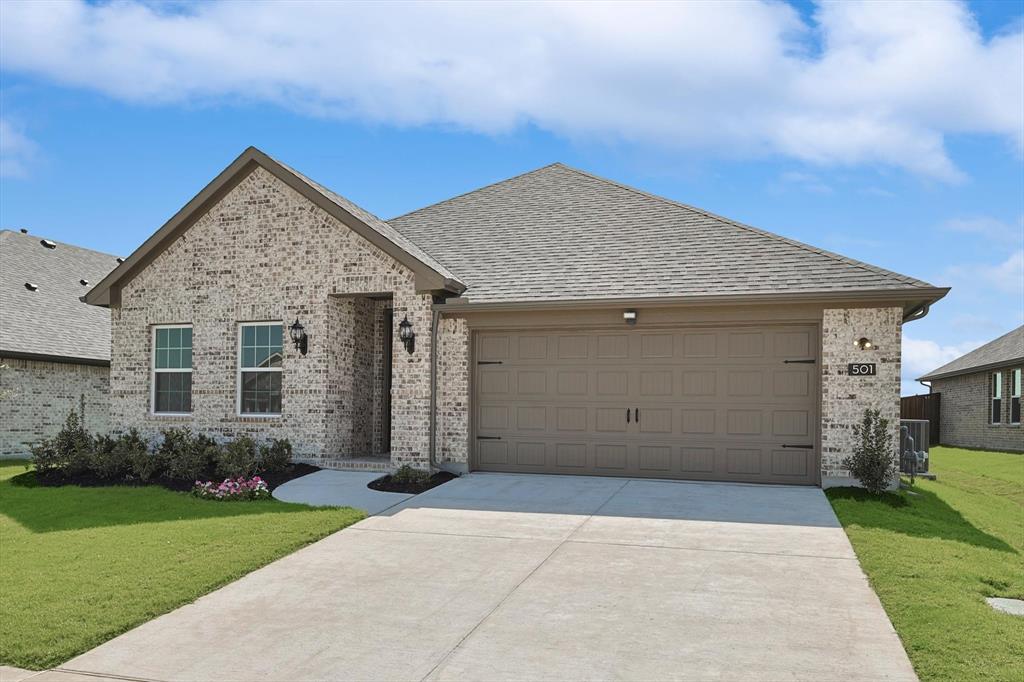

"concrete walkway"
[272, 469, 413, 514]
[43, 474, 916, 682]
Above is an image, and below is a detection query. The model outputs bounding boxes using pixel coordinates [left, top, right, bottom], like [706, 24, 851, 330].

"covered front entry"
[473, 324, 820, 485]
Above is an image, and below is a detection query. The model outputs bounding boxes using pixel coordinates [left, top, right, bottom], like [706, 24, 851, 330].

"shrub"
[90, 430, 146, 481]
[130, 449, 164, 482]
[160, 429, 219, 481]
[31, 409, 92, 477]
[216, 436, 259, 479]
[258, 438, 293, 475]
[391, 464, 430, 485]
[192, 476, 271, 501]
[843, 408, 897, 494]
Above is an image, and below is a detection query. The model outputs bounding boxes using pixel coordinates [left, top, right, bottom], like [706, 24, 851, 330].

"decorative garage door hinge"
[781, 444, 814, 449]
[477, 361, 503, 365]
[783, 359, 816, 364]
[476, 435, 502, 440]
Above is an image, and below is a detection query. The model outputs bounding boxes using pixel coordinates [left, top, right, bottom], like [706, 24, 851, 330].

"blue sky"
[1, 0, 1021, 395]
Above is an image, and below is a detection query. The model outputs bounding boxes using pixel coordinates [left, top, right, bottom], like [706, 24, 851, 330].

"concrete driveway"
[43, 474, 915, 682]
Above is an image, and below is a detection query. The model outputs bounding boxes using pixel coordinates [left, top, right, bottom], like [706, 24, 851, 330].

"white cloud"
[902, 335, 985, 395]
[0, 118, 37, 178]
[946, 250, 1024, 296]
[0, 0, 1021, 181]
[942, 215, 1024, 244]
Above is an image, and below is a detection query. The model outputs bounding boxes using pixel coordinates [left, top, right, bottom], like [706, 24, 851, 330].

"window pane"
[240, 370, 281, 414]
[270, 325, 282, 348]
[168, 327, 181, 348]
[156, 328, 168, 348]
[155, 371, 192, 413]
[267, 350, 282, 368]
[182, 327, 192, 348]
[1012, 398, 1021, 424]
[256, 325, 269, 346]
[992, 398, 1002, 424]
[1014, 369, 1022, 398]
[993, 373, 1002, 398]
[241, 347, 254, 368]
[167, 349, 181, 369]
[243, 325, 256, 346]
[255, 347, 270, 368]
[182, 348, 192, 369]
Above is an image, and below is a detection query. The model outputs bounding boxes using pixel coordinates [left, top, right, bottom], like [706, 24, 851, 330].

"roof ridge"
[388, 162, 564, 223]
[0, 228, 120, 260]
[919, 324, 1024, 379]
[552, 163, 935, 290]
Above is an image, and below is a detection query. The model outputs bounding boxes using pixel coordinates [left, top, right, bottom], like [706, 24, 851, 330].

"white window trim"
[151, 324, 193, 417]
[236, 321, 283, 418]
[1011, 368, 1022, 425]
[991, 371, 1003, 425]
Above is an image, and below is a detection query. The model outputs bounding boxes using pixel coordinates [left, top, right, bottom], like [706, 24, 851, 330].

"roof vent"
[116, 257, 125, 264]
[24, 282, 38, 291]
[80, 279, 90, 286]
[40, 239, 57, 249]
[19, 228, 28, 234]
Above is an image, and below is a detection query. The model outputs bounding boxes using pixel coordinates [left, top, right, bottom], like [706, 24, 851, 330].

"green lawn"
[0, 460, 364, 670]
[827, 447, 1024, 682]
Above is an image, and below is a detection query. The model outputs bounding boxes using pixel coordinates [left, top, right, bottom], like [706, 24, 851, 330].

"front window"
[1011, 368, 1021, 425]
[991, 371, 1002, 424]
[152, 325, 192, 414]
[238, 322, 283, 415]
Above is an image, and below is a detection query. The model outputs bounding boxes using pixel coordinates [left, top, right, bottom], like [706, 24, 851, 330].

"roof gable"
[0, 230, 118, 363]
[84, 147, 465, 306]
[919, 325, 1024, 381]
[389, 163, 947, 311]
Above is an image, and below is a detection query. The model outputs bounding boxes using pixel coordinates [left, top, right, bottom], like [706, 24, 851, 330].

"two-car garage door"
[473, 325, 819, 485]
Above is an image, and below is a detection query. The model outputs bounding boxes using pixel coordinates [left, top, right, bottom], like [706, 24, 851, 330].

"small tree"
[844, 408, 897, 494]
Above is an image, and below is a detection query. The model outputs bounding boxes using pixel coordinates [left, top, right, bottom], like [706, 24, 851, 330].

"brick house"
[81, 147, 949, 487]
[918, 326, 1023, 452]
[0, 230, 119, 456]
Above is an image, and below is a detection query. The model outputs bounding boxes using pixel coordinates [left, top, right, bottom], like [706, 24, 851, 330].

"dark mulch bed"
[24, 463, 320, 493]
[368, 470, 457, 495]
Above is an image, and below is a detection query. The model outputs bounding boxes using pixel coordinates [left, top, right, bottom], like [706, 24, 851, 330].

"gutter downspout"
[428, 308, 441, 471]
[903, 301, 932, 323]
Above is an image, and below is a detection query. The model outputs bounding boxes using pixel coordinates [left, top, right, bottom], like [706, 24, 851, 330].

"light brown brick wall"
[932, 369, 1023, 452]
[111, 167, 433, 466]
[438, 317, 470, 466]
[821, 307, 902, 486]
[0, 357, 110, 457]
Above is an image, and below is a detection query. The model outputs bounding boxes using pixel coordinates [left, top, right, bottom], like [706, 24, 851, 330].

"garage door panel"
[475, 325, 818, 484]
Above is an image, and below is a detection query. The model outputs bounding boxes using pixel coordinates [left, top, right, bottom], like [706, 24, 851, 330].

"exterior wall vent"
[40, 239, 57, 249]
[24, 282, 38, 291]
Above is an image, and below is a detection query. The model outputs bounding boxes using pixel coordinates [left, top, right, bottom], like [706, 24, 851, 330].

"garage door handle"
[782, 444, 813, 449]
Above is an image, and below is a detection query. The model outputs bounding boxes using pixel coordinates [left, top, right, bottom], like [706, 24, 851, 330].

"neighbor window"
[152, 325, 192, 414]
[1011, 368, 1021, 425]
[238, 322, 283, 415]
[991, 371, 1002, 424]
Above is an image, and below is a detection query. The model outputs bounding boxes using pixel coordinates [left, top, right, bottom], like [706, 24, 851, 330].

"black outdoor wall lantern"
[398, 315, 415, 354]
[289, 318, 309, 355]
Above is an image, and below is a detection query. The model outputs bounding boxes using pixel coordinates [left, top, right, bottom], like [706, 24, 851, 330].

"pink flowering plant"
[191, 476, 271, 501]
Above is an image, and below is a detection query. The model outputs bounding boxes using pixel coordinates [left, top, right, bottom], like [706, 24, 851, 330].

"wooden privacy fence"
[900, 393, 941, 445]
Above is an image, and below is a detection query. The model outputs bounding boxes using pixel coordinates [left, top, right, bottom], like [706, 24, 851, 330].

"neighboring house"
[0, 230, 119, 457]
[918, 326, 1024, 452]
[83, 147, 949, 487]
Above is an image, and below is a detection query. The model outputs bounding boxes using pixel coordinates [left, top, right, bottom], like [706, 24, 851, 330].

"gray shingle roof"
[389, 163, 940, 304]
[0, 230, 118, 362]
[918, 326, 1024, 381]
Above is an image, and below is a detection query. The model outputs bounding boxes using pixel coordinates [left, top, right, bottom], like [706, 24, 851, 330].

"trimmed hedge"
[31, 410, 293, 488]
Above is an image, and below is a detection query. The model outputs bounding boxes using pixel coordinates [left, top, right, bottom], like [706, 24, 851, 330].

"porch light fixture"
[623, 310, 638, 325]
[855, 337, 874, 350]
[289, 318, 308, 355]
[398, 315, 415, 354]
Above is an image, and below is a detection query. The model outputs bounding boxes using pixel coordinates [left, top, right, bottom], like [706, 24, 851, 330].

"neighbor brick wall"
[820, 307, 902, 486]
[111, 166, 432, 466]
[932, 369, 1023, 452]
[0, 357, 110, 457]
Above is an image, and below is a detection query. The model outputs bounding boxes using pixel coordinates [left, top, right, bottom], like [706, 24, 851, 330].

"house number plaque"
[848, 363, 877, 376]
